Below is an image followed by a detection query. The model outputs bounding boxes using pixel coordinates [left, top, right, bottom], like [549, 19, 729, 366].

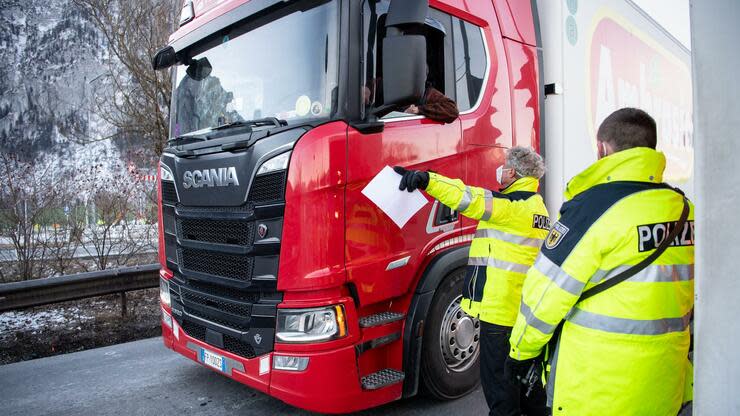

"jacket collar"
[564, 147, 666, 201]
[501, 176, 539, 194]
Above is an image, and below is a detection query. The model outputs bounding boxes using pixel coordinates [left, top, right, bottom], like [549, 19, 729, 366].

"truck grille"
[181, 288, 251, 317]
[181, 320, 256, 359]
[178, 218, 254, 246]
[185, 280, 261, 302]
[160, 156, 286, 361]
[179, 247, 254, 281]
[161, 181, 177, 204]
[249, 172, 286, 203]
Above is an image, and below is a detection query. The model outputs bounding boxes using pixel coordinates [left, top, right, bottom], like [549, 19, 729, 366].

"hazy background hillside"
[0, 0, 176, 281]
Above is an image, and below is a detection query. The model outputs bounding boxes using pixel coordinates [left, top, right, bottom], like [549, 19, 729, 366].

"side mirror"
[152, 46, 178, 70]
[376, 0, 428, 112]
[186, 57, 212, 81]
[381, 35, 426, 108]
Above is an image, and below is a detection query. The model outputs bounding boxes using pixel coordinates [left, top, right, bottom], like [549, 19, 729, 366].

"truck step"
[361, 369, 405, 390]
[359, 312, 404, 328]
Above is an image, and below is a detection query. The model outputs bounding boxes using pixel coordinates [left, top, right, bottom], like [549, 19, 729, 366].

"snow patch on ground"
[0, 302, 108, 333]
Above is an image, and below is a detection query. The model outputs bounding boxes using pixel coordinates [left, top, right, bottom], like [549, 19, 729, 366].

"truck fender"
[402, 245, 469, 398]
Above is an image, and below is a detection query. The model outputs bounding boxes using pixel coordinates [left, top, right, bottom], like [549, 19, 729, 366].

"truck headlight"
[257, 151, 291, 175]
[160, 164, 174, 182]
[160, 278, 171, 307]
[276, 305, 346, 343]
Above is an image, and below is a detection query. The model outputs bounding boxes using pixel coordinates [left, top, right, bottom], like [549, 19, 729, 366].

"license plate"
[199, 348, 227, 373]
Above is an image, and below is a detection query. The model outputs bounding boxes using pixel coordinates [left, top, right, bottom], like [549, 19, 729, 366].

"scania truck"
[154, 0, 693, 412]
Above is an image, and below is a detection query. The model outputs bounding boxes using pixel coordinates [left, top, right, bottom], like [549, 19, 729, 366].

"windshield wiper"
[167, 118, 289, 151]
[167, 132, 209, 145]
[212, 117, 288, 132]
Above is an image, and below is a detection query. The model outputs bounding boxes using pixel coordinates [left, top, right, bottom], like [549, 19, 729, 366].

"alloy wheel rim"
[439, 295, 480, 372]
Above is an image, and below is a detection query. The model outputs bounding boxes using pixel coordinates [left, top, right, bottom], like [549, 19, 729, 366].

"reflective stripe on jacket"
[509, 147, 695, 416]
[425, 173, 550, 326]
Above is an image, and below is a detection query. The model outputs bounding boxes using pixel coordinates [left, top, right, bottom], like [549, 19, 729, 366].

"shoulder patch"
[545, 221, 569, 249]
[532, 214, 551, 231]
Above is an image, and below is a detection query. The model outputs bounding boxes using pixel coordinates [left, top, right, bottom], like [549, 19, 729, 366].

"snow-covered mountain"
[0, 0, 124, 173]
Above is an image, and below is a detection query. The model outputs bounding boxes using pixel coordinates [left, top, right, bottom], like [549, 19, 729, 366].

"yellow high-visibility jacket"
[426, 174, 550, 326]
[509, 147, 695, 415]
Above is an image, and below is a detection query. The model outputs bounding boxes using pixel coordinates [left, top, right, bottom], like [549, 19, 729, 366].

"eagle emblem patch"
[544, 221, 569, 249]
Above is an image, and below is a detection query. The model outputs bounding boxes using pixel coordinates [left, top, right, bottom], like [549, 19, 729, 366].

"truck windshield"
[170, 1, 339, 138]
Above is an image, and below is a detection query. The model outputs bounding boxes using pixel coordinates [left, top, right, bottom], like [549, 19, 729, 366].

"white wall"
[691, 1, 740, 414]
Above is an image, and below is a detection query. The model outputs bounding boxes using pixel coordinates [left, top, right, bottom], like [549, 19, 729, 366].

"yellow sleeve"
[509, 216, 607, 360]
[425, 172, 515, 223]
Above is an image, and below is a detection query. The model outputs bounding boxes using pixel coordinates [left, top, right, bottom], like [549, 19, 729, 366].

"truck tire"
[421, 267, 481, 399]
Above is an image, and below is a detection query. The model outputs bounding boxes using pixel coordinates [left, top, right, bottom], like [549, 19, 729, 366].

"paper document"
[361, 166, 429, 228]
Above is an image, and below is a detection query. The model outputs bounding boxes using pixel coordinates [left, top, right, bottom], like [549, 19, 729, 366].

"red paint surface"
[505, 39, 540, 151]
[278, 122, 347, 292]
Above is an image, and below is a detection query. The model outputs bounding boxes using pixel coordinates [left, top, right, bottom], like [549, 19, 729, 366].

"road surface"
[0, 337, 487, 416]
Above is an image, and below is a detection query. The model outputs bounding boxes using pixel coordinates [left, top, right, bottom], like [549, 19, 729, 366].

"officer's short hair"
[597, 108, 657, 151]
[506, 146, 545, 179]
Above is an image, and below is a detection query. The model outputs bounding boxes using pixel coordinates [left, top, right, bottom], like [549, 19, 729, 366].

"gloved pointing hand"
[393, 166, 430, 192]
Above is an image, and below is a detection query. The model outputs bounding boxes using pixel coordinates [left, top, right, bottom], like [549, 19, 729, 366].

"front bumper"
[161, 308, 402, 413]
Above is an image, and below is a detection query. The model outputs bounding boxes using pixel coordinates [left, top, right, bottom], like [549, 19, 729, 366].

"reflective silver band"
[520, 302, 558, 335]
[567, 308, 692, 335]
[474, 228, 544, 248]
[482, 190, 494, 221]
[458, 186, 473, 212]
[533, 254, 586, 296]
[468, 256, 530, 274]
[591, 264, 694, 284]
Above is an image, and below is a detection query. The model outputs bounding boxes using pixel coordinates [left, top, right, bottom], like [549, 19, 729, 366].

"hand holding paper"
[361, 166, 429, 228]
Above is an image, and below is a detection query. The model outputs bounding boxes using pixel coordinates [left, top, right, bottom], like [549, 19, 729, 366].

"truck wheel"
[421, 268, 481, 399]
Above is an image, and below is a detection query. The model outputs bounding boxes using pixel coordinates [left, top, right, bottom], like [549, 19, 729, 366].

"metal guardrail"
[0, 264, 160, 313]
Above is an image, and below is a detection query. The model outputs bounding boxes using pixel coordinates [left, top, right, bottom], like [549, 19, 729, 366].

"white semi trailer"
[537, 0, 693, 213]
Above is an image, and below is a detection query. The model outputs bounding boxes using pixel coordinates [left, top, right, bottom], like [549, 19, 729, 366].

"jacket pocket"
[463, 265, 486, 302]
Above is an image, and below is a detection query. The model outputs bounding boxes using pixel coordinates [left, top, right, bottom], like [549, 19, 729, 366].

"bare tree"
[76, 167, 157, 271]
[72, 0, 177, 156]
[41, 216, 84, 277]
[0, 153, 66, 281]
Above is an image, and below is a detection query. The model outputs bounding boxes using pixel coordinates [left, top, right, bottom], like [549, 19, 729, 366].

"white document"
[361, 166, 429, 228]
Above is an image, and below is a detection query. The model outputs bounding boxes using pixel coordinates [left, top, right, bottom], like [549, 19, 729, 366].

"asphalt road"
[0, 337, 487, 416]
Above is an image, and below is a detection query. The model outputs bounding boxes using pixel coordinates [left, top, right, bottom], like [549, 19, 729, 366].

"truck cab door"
[345, 3, 462, 306]
[345, 113, 462, 307]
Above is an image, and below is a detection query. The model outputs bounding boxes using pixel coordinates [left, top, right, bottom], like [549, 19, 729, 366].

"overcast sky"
[631, 0, 691, 48]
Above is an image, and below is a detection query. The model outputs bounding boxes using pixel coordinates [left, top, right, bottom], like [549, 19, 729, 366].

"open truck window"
[362, 1, 454, 120]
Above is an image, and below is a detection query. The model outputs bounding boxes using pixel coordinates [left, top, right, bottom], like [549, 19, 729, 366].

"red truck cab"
[155, 0, 540, 412]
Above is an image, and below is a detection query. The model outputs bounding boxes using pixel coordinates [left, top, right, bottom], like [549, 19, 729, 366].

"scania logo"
[257, 224, 268, 239]
[182, 167, 239, 189]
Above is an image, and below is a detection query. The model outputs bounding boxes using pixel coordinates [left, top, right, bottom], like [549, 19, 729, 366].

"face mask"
[496, 165, 504, 184]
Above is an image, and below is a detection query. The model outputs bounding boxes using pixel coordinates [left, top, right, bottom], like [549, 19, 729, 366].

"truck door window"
[362, 1, 454, 120]
[452, 19, 487, 112]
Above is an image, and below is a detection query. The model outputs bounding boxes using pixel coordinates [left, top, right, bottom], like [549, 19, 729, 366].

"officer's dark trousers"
[480, 322, 549, 416]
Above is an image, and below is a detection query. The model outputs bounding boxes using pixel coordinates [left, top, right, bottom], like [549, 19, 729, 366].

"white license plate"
[199, 348, 227, 373]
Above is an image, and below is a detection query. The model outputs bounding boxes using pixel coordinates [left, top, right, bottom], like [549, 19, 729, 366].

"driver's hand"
[405, 104, 420, 114]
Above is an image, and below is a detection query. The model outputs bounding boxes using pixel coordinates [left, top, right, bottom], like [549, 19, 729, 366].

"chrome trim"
[385, 256, 411, 271]
[426, 200, 457, 234]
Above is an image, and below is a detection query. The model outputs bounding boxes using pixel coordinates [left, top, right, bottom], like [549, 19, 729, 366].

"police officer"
[395, 146, 550, 416]
[505, 108, 694, 415]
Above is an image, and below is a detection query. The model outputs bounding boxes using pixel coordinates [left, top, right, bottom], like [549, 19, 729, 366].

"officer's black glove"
[393, 166, 429, 192]
[504, 356, 537, 386]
